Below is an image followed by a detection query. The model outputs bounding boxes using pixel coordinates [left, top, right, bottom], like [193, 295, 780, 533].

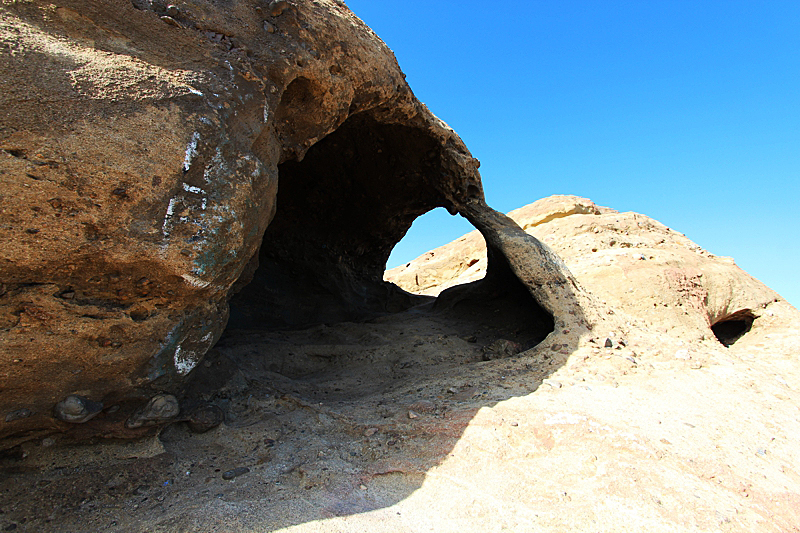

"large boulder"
[0, 1, 581, 447]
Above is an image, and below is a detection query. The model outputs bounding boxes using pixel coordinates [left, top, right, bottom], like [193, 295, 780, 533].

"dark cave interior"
[226, 111, 554, 348]
[711, 309, 755, 347]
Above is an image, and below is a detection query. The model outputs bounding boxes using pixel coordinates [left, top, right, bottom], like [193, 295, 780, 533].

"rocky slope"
[2, 1, 799, 531]
[1, 196, 798, 532]
[387, 195, 780, 345]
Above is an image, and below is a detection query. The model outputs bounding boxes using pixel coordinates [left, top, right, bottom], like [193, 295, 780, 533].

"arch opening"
[384, 207, 478, 296]
[228, 111, 444, 330]
[221, 111, 554, 399]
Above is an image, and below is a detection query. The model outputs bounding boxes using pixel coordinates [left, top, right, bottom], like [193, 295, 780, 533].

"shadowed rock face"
[0, 0, 578, 448]
[228, 113, 447, 329]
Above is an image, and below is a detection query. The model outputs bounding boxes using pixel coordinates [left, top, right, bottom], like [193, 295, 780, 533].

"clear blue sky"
[349, 1, 800, 308]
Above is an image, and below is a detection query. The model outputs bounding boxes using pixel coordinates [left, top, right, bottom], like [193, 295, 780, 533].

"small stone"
[482, 339, 523, 361]
[359, 484, 367, 490]
[125, 393, 180, 428]
[409, 400, 435, 413]
[690, 361, 703, 369]
[160, 15, 181, 27]
[756, 448, 767, 457]
[187, 404, 224, 433]
[604, 338, 613, 348]
[5, 408, 32, 422]
[363, 428, 378, 437]
[263, 21, 276, 33]
[54, 395, 103, 423]
[465, 335, 477, 343]
[542, 379, 562, 389]
[407, 411, 419, 419]
[268, 0, 289, 16]
[222, 467, 250, 480]
[166, 4, 179, 16]
[25, 228, 39, 234]
[41, 437, 55, 447]
[60, 290, 75, 299]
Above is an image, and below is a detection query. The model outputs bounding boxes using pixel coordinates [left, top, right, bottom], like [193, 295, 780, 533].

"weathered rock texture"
[1, 1, 583, 448]
[387, 195, 782, 346]
[1, 197, 797, 533]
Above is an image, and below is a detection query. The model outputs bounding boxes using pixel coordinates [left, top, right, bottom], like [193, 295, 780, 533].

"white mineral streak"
[182, 183, 206, 195]
[161, 197, 178, 239]
[173, 345, 199, 376]
[183, 132, 201, 172]
[181, 273, 211, 288]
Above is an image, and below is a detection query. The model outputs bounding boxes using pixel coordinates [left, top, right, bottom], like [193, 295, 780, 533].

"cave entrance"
[711, 309, 755, 347]
[228, 112, 444, 331]
[220, 110, 554, 402]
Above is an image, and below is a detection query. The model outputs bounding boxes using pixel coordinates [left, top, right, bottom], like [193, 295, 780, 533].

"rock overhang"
[1, 0, 566, 448]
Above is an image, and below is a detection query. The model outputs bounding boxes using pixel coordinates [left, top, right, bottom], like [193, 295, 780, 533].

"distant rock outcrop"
[386, 195, 783, 345]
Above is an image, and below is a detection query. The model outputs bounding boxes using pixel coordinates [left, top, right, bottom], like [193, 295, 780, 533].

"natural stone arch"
[0, 0, 594, 448]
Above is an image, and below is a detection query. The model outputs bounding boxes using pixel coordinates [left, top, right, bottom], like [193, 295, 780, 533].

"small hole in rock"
[4, 149, 26, 159]
[711, 310, 754, 347]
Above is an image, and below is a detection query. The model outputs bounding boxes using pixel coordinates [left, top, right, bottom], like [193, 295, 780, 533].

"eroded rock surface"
[387, 195, 784, 345]
[0, 0, 479, 446]
[1, 1, 584, 449]
[1, 197, 798, 533]
[5, 3, 797, 528]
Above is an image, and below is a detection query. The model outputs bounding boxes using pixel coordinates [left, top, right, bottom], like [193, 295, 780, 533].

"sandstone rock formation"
[3, 3, 800, 530]
[1, 196, 797, 533]
[387, 195, 782, 347]
[1, 1, 581, 448]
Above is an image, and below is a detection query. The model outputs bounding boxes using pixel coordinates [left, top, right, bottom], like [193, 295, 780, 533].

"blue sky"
[349, 1, 800, 307]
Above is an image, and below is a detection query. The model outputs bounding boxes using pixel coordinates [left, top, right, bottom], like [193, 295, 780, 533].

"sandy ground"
[2, 200, 799, 532]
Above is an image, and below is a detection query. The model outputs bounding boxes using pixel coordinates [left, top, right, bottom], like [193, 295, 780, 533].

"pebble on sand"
[187, 404, 224, 433]
[5, 408, 32, 423]
[268, 0, 289, 16]
[222, 467, 250, 480]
